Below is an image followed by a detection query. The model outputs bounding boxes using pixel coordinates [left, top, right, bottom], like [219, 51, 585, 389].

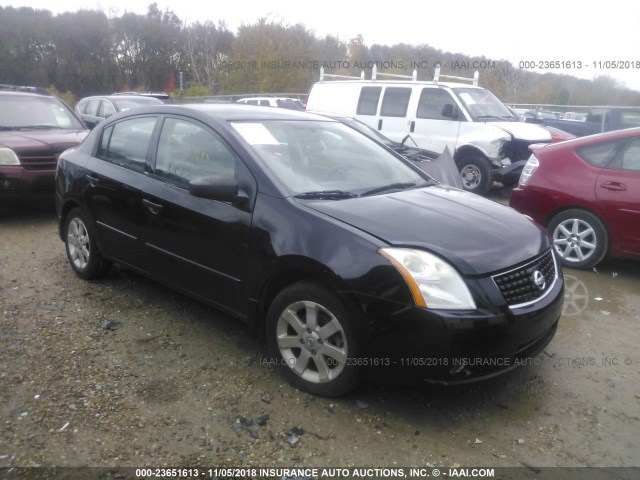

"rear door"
[84, 115, 158, 268]
[596, 137, 640, 254]
[374, 86, 413, 142]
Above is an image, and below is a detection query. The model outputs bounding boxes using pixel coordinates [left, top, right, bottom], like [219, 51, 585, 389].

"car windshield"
[232, 120, 428, 197]
[0, 95, 85, 129]
[453, 87, 517, 122]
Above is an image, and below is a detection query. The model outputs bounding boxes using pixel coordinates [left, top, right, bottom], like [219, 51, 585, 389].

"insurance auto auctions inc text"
[209, 467, 495, 478]
[218, 60, 496, 71]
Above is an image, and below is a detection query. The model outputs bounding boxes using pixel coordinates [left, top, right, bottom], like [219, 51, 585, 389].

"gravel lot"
[1, 205, 640, 476]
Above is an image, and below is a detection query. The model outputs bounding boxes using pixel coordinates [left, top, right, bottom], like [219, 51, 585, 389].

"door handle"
[377, 119, 383, 130]
[142, 198, 163, 215]
[600, 182, 626, 191]
[85, 175, 99, 187]
[410, 120, 415, 133]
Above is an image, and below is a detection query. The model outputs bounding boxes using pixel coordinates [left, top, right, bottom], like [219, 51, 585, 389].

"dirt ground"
[1, 205, 640, 475]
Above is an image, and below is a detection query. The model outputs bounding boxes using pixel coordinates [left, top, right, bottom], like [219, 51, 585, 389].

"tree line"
[1, 4, 640, 107]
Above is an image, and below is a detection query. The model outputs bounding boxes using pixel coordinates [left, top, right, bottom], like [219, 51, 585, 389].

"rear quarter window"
[576, 139, 623, 167]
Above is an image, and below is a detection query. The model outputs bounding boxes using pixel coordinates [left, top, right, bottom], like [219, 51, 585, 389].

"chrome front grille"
[492, 250, 557, 308]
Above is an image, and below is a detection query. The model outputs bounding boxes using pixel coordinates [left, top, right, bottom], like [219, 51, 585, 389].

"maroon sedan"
[510, 127, 640, 269]
[0, 86, 88, 208]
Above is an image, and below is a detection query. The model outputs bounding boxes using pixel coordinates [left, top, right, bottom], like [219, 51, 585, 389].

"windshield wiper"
[294, 190, 357, 200]
[475, 115, 503, 121]
[360, 181, 428, 197]
[21, 124, 60, 130]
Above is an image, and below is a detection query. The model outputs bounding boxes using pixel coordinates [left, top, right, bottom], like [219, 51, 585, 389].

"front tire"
[64, 208, 111, 279]
[266, 283, 362, 396]
[547, 209, 608, 269]
[457, 155, 493, 195]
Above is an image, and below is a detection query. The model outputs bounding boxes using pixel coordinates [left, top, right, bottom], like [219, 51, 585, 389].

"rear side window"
[98, 116, 157, 172]
[576, 140, 622, 167]
[619, 111, 640, 129]
[356, 87, 382, 115]
[380, 87, 411, 117]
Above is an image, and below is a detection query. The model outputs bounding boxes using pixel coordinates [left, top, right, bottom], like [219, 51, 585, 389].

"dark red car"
[510, 127, 640, 269]
[0, 85, 88, 208]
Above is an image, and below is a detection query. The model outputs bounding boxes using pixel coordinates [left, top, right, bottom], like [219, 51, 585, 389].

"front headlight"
[0, 148, 20, 166]
[380, 248, 476, 310]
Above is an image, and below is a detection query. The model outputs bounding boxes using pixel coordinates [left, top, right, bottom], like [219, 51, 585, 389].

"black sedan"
[55, 104, 564, 396]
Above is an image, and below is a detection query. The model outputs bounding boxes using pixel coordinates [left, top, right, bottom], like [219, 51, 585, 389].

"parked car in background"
[55, 104, 563, 396]
[0, 84, 88, 208]
[510, 128, 640, 269]
[526, 107, 640, 137]
[306, 67, 552, 195]
[545, 126, 576, 143]
[117, 91, 174, 104]
[75, 94, 164, 129]
[236, 96, 305, 110]
[316, 112, 463, 188]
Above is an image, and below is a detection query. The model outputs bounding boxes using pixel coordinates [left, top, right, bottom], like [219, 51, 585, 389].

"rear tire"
[457, 155, 493, 195]
[266, 282, 362, 396]
[64, 208, 111, 279]
[547, 209, 608, 269]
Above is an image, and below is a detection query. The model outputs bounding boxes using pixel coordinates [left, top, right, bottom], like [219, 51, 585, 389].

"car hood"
[304, 186, 548, 275]
[0, 129, 88, 151]
[489, 121, 551, 142]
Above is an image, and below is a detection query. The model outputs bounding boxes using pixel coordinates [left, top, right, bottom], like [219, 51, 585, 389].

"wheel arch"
[58, 200, 83, 241]
[250, 257, 365, 338]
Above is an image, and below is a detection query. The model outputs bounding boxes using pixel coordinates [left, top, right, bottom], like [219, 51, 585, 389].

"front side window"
[82, 99, 100, 116]
[417, 88, 457, 120]
[380, 87, 411, 117]
[155, 118, 237, 186]
[99, 101, 116, 119]
[98, 116, 157, 172]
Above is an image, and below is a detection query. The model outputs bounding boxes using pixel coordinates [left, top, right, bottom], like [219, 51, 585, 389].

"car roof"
[78, 94, 162, 102]
[313, 80, 483, 89]
[117, 103, 334, 122]
[0, 84, 52, 96]
[532, 126, 640, 152]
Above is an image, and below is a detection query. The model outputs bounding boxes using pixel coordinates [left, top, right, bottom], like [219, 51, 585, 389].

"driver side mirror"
[441, 104, 459, 120]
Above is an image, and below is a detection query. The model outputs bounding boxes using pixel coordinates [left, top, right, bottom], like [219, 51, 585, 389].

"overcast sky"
[5, 0, 640, 95]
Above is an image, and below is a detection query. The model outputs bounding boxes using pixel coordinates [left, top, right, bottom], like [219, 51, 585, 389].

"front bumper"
[493, 160, 526, 186]
[0, 166, 56, 204]
[350, 260, 564, 384]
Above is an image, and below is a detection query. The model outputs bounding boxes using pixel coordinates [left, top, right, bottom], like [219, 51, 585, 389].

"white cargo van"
[306, 66, 552, 195]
